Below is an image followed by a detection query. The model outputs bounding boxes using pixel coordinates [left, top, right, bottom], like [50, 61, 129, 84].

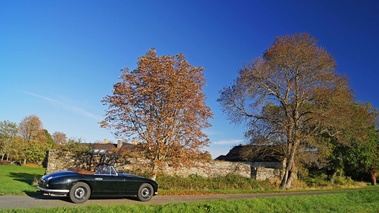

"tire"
[137, 183, 154, 202]
[69, 182, 91, 203]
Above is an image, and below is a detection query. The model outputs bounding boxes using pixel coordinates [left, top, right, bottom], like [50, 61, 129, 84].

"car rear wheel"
[69, 182, 91, 203]
[137, 183, 154, 202]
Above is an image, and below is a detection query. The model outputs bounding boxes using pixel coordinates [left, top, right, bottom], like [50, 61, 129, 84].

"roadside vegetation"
[0, 164, 369, 196]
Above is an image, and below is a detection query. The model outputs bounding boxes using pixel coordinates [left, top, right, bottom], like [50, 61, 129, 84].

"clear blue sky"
[1, 0, 378, 158]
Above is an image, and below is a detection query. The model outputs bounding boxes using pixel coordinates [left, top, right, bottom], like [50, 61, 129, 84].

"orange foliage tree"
[19, 115, 55, 163]
[102, 49, 213, 179]
[218, 34, 354, 188]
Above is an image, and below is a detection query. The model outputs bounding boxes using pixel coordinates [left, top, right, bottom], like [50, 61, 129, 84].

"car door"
[93, 174, 125, 196]
[91, 166, 125, 196]
[121, 174, 143, 195]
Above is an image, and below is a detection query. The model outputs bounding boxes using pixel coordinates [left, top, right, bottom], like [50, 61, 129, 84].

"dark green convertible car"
[37, 164, 158, 203]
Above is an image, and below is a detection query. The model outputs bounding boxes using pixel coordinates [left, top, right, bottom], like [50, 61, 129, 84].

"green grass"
[1, 189, 379, 213]
[0, 165, 44, 195]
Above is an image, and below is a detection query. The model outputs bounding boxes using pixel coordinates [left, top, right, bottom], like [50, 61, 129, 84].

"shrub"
[156, 173, 277, 192]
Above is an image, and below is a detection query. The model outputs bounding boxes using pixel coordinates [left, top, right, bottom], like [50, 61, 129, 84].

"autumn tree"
[218, 33, 354, 188]
[19, 115, 43, 143]
[53, 131, 67, 145]
[18, 115, 51, 164]
[102, 49, 213, 179]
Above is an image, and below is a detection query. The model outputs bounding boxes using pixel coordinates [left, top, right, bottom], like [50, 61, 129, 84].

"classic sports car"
[37, 164, 158, 203]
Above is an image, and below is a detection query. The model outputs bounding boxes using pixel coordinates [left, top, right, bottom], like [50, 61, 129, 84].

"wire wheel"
[69, 182, 91, 203]
[137, 183, 154, 202]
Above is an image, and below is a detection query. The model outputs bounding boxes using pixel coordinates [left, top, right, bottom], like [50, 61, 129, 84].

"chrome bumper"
[37, 186, 69, 194]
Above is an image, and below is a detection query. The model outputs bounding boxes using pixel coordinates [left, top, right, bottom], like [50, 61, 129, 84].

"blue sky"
[1, 0, 378, 158]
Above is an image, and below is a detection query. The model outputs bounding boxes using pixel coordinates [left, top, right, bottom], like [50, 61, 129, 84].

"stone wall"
[45, 150, 252, 178]
[245, 162, 283, 181]
[252, 167, 282, 181]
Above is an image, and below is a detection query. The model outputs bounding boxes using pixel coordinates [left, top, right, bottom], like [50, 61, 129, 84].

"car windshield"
[95, 165, 118, 176]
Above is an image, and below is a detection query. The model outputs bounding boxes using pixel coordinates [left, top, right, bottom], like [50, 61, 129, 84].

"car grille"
[39, 178, 48, 188]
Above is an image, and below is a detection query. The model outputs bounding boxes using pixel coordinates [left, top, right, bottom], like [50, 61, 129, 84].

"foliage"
[218, 33, 356, 188]
[304, 173, 355, 187]
[102, 49, 213, 177]
[0, 115, 70, 165]
[17, 115, 56, 164]
[19, 115, 43, 143]
[56, 138, 90, 153]
[156, 174, 276, 192]
[52, 131, 67, 144]
[317, 103, 379, 184]
[343, 104, 379, 184]
[6, 136, 25, 162]
[0, 120, 18, 161]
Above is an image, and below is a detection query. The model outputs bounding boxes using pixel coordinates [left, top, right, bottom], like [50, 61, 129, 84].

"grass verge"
[0, 165, 44, 195]
[1, 189, 379, 213]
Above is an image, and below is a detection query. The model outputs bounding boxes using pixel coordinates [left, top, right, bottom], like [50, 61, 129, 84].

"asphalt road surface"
[0, 190, 356, 210]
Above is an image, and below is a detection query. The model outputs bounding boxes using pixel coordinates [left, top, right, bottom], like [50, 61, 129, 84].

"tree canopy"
[0, 115, 71, 164]
[102, 49, 213, 179]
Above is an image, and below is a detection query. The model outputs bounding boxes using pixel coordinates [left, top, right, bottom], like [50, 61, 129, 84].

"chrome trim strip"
[37, 186, 69, 194]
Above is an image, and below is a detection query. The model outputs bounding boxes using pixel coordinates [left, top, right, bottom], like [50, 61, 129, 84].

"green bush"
[156, 173, 276, 192]
[333, 175, 354, 185]
[304, 174, 330, 187]
[303, 173, 356, 187]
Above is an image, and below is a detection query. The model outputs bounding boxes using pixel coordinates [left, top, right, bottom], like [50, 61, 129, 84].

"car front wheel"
[69, 182, 91, 203]
[137, 183, 154, 202]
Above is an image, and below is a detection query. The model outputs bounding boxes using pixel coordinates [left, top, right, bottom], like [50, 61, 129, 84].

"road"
[0, 190, 355, 210]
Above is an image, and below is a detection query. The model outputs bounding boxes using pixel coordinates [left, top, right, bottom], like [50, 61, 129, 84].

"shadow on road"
[25, 191, 70, 202]
[24, 191, 140, 204]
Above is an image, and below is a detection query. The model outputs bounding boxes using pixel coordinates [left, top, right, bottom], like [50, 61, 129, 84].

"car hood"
[42, 170, 77, 180]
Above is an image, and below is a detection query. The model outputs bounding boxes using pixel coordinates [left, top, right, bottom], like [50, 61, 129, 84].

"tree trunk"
[280, 139, 299, 189]
[281, 163, 296, 188]
[280, 162, 290, 189]
[371, 169, 377, 185]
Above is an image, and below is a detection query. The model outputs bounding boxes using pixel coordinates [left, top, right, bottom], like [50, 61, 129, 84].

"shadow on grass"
[8, 172, 48, 198]
[9, 172, 42, 186]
